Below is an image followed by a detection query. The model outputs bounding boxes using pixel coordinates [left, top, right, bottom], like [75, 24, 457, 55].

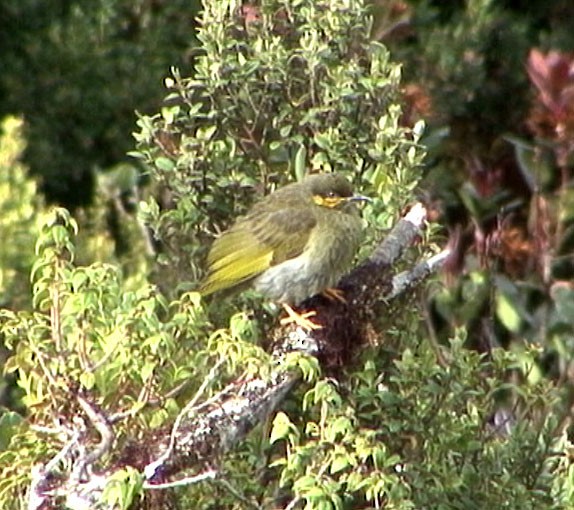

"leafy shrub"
[1, 1, 573, 509]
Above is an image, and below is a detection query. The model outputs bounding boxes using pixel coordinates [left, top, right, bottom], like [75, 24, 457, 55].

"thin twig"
[144, 469, 217, 489]
[50, 281, 63, 353]
[44, 431, 81, 474]
[284, 496, 302, 510]
[388, 249, 450, 299]
[144, 357, 226, 480]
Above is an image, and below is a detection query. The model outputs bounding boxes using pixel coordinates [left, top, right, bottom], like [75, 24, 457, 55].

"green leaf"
[313, 132, 331, 150]
[102, 467, 143, 510]
[71, 271, 88, 292]
[330, 454, 350, 474]
[197, 125, 217, 140]
[325, 416, 351, 442]
[0, 412, 24, 450]
[270, 411, 294, 444]
[155, 157, 175, 172]
[496, 293, 522, 333]
[80, 371, 96, 390]
[149, 409, 169, 429]
[294, 144, 307, 182]
[140, 361, 156, 382]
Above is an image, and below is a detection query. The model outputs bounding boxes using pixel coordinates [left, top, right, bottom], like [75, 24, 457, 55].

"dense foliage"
[0, 0, 200, 207]
[378, 0, 574, 413]
[133, 0, 422, 302]
[1, 0, 574, 509]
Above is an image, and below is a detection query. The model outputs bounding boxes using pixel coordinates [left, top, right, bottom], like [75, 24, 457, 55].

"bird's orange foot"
[280, 303, 322, 330]
[321, 287, 347, 303]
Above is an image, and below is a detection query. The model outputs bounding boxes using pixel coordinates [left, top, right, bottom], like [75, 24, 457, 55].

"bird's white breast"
[252, 211, 362, 304]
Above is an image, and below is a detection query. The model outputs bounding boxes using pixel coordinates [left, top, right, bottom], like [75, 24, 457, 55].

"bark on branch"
[29, 203, 446, 509]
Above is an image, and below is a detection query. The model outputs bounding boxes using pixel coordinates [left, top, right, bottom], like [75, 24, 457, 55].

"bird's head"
[303, 173, 370, 210]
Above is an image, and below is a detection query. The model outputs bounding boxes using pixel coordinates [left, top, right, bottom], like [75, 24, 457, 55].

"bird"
[199, 173, 368, 328]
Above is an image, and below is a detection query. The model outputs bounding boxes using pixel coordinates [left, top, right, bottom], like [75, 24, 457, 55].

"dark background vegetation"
[0, 0, 199, 207]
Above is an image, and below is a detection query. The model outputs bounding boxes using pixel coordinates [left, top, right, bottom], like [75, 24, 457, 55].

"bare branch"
[388, 249, 451, 299]
[73, 394, 115, 482]
[144, 369, 299, 484]
[28, 431, 81, 510]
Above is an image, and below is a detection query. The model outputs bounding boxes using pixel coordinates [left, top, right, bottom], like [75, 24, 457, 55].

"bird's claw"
[321, 287, 347, 303]
[280, 303, 322, 330]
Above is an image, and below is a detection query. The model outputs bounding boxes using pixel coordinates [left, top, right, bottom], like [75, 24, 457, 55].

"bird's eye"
[327, 191, 337, 198]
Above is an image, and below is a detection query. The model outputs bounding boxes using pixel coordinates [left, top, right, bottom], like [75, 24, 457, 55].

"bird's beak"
[348, 195, 372, 203]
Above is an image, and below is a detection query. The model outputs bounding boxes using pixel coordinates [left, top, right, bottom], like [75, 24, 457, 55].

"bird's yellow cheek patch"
[313, 195, 346, 208]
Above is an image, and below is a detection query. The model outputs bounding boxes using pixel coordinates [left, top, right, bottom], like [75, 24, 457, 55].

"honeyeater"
[199, 173, 368, 317]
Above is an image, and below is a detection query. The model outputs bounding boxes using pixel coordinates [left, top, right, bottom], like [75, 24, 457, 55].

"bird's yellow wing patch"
[199, 208, 317, 297]
[199, 230, 274, 296]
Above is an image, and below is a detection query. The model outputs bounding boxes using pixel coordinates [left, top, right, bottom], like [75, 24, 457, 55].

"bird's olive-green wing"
[199, 208, 316, 296]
